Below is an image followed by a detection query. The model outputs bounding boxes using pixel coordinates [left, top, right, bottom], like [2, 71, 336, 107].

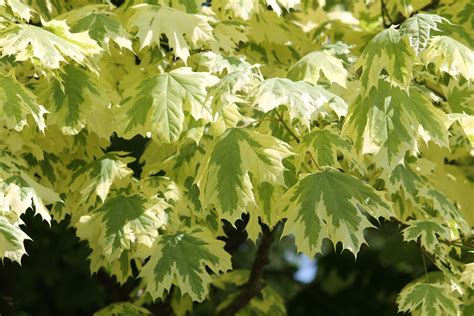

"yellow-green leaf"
[282, 167, 392, 256]
[140, 227, 231, 302]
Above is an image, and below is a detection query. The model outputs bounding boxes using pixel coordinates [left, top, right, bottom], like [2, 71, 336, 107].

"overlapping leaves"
[0, 2, 471, 315]
[197, 128, 293, 223]
[118, 68, 218, 142]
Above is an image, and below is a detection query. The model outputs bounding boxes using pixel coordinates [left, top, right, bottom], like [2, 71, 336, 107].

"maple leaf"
[196, 128, 293, 223]
[402, 220, 450, 254]
[0, 72, 47, 132]
[387, 161, 426, 203]
[246, 183, 286, 241]
[297, 128, 354, 169]
[69, 153, 134, 204]
[288, 50, 348, 87]
[199, 51, 253, 75]
[418, 188, 470, 234]
[397, 281, 461, 316]
[250, 78, 348, 128]
[0, 216, 30, 263]
[207, 65, 261, 130]
[140, 227, 231, 302]
[399, 14, 448, 54]
[386, 0, 413, 18]
[118, 67, 218, 142]
[343, 80, 449, 171]
[86, 248, 139, 284]
[76, 192, 168, 262]
[421, 36, 474, 80]
[140, 140, 205, 185]
[37, 64, 110, 136]
[0, 19, 101, 70]
[211, 21, 248, 53]
[2, 171, 60, 224]
[355, 27, 415, 91]
[128, 4, 213, 62]
[64, 5, 133, 52]
[282, 167, 392, 256]
[0, 0, 34, 21]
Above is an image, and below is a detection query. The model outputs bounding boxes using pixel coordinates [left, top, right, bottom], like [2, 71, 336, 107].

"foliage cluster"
[0, 0, 472, 315]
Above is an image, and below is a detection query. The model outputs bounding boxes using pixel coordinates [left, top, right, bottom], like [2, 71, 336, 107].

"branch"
[275, 111, 301, 143]
[218, 223, 275, 316]
[381, 0, 394, 28]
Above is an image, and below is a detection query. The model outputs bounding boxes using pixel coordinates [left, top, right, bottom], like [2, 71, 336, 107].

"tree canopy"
[0, 0, 473, 315]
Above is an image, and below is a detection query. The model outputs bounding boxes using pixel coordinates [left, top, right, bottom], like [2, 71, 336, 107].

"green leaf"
[140, 227, 231, 302]
[0, 19, 101, 70]
[64, 5, 133, 52]
[196, 128, 293, 223]
[76, 192, 167, 262]
[207, 66, 260, 130]
[199, 51, 254, 75]
[421, 36, 474, 80]
[38, 64, 110, 135]
[399, 14, 448, 54]
[418, 188, 470, 234]
[444, 81, 474, 115]
[250, 78, 348, 127]
[0, 0, 34, 21]
[402, 220, 450, 254]
[343, 80, 449, 171]
[70, 154, 134, 204]
[397, 281, 461, 316]
[282, 167, 391, 256]
[128, 4, 213, 62]
[0, 72, 47, 131]
[298, 128, 354, 169]
[2, 171, 60, 224]
[288, 50, 348, 87]
[0, 216, 30, 263]
[118, 67, 218, 142]
[387, 162, 420, 197]
[355, 27, 415, 91]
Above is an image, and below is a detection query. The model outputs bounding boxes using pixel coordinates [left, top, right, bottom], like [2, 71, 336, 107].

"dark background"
[0, 210, 425, 316]
[0, 136, 427, 316]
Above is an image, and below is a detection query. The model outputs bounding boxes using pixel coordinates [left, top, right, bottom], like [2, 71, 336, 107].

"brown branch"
[217, 223, 274, 316]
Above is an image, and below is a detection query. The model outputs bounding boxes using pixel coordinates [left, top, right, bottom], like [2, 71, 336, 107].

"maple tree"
[0, 0, 473, 315]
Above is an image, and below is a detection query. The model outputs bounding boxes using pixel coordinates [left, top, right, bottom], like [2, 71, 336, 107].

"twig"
[381, 0, 394, 28]
[421, 250, 429, 282]
[275, 111, 301, 144]
[217, 222, 274, 316]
